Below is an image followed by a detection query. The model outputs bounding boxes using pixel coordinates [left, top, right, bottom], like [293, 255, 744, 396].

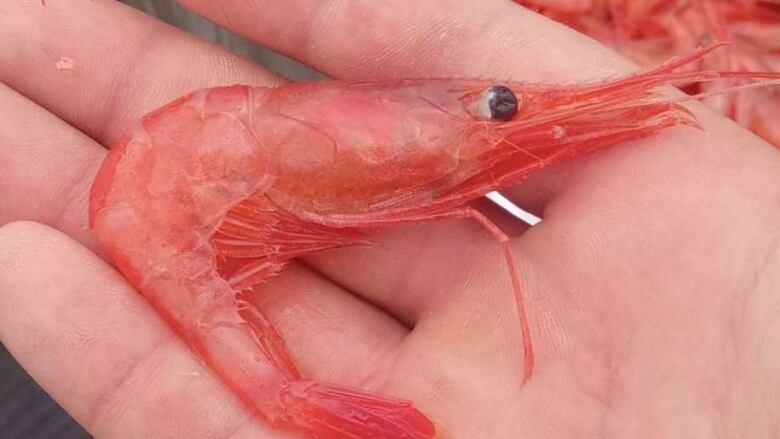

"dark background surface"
[0, 352, 91, 439]
[1, 1, 317, 438]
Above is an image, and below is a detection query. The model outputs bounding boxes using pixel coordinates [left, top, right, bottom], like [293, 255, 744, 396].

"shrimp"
[89, 44, 780, 439]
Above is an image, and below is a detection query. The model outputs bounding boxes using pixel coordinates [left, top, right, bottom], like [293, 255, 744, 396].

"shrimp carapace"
[90, 44, 780, 438]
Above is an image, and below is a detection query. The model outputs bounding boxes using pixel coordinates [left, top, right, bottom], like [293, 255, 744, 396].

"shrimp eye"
[487, 85, 519, 121]
[468, 85, 520, 121]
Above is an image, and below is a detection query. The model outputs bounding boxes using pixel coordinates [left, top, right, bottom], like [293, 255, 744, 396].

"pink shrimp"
[515, 0, 780, 146]
[89, 44, 780, 439]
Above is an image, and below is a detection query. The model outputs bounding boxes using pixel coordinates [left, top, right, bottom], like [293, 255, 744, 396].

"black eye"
[487, 85, 519, 121]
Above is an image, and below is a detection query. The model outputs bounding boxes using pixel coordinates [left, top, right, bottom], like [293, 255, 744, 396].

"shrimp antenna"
[614, 77, 780, 111]
[666, 78, 780, 105]
[577, 42, 732, 96]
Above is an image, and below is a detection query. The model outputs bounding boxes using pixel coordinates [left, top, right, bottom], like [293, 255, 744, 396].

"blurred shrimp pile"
[517, 0, 780, 146]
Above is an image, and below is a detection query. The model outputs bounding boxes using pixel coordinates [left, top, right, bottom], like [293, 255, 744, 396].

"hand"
[2, 1, 779, 438]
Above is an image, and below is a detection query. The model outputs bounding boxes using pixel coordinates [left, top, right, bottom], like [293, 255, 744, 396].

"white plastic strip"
[485, 191, 542, 226]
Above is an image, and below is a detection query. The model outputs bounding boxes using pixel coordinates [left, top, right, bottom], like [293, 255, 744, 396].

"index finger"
[0, 222, 263, 439]
[177, 0, 634, 80]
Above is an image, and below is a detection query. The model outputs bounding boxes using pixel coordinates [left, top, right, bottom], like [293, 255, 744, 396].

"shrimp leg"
[236, 291, 301, 379]
[417, 207, 533, 383]
[353, 207, 534, 383]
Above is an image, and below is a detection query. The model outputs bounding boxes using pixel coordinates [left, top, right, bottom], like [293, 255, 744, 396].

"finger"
[0, 83, 103, 251]
[0, 0, 279, 146]
[0, 222, 424, 438]
[0, 221, 260, 438]
[177, 0, 633, 81]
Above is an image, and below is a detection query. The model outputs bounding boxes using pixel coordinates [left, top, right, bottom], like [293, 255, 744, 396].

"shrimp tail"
[205, 301, 436, 438]
[143, 279, 437, 439]
[276, 380, 437, 439]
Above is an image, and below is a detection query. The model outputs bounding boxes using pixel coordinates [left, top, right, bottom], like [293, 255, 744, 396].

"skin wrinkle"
[358, 339, 409, 390]
[725, 179, 780, 432]
[739, 230, 780, 436]
[719, 294, 743, 438]
[261, 270, 362, 345]
[573, 277, 614, 439]
[0, 226, 26, 342]
[283, 1, 323, 64]
[754, 230, 780, 304]
[728, 254, 766, 437]
[532, 151, 696, 436]
[96, 20, 163, 146]
[179, 0, 532, 79]
[244, 262, 416, 390]
[224, 0, 323, 69]
[54, 152, 104, 251]
[0, 84, 105, 249]
[303, 237, 422, 327]
[561, 243, 615, 438]
[306, 1, 394, 76]
[86, 334, 176, 433]
[222, 419, 265, 439]
[268, 257, 413, 336]
[374, 235, 435, 328]
[215, 0, 235, 31]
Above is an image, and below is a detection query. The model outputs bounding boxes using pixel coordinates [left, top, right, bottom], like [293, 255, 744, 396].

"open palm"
[1, 1, 779, 438]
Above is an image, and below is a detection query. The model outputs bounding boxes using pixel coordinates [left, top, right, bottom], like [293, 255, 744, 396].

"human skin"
[0, 1, 779, 438]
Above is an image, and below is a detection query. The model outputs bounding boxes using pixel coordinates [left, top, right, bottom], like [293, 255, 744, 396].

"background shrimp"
[516, 0, 780, 147]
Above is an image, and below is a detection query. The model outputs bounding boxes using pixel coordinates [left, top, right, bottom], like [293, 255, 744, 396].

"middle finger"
[178, 0, 634, 81]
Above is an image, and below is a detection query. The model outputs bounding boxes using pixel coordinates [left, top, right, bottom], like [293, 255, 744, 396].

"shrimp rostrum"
[89, 44, 780, 438]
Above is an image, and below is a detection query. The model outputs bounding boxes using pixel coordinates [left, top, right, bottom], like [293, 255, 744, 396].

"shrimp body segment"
[89, 45, 780, 438]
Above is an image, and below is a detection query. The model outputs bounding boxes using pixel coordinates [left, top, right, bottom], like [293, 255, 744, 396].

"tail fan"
[277, 380, 437, 439]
